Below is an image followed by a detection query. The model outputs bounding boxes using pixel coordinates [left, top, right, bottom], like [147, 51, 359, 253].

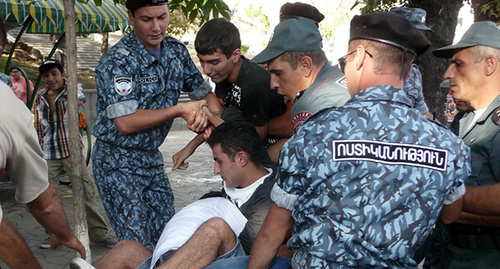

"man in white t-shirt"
[70, 121, 285, 269]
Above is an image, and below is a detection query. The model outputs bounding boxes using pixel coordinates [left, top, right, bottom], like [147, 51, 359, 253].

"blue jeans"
[204, 256, 291, 269]
[137, 239, 247, 269]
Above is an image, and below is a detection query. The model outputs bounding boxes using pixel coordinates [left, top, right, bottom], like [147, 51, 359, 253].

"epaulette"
[492, 106, 500, 126]
[116, 48, 130, 56]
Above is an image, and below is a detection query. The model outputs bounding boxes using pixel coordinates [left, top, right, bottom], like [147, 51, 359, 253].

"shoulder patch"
[492, 107, 500, 125]
[116, 48, 130, 56]
[114, 75, 132, 96]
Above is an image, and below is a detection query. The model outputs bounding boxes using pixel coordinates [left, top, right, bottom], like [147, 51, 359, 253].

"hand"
[172, 146, 195, 170]
[50, 234, 86, 259]
[187, 110, 208, 133]
[204, 125, 215, 140]
[202, 106, 224, 127]
[182, 100, 208, 133]
[77, 100, 85, 108]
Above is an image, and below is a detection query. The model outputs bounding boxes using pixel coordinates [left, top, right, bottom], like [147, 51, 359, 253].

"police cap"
[252, 17, 322, 64]
[433, 21, 500, 58]
[279, 2, 324, 24]
[349, 12, 430, 56]
[126, 0, 169, 12]
[389, 7, 432, 32]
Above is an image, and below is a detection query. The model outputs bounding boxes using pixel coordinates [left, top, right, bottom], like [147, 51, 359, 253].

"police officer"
[92, 0, 221, 247]
[390, 7, 433, 119]
[433, 21, 500, 269]
[247, 13, 470, 268]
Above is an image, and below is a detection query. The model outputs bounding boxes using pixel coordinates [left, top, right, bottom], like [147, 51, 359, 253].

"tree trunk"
[101, 32, 109, 56]
[471, 0, 498, 22]
[409, 0, 464, 124]
[63, 0, 91, 261]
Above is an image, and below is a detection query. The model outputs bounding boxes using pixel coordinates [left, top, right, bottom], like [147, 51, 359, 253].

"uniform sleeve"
[177, 45, 211, 101]
[271, 136, 307, 210]
[240, 83, 285, 126]
[404, 66, 429, 114]
[94, 50, 139, 119]
[489, 130, 500, 181]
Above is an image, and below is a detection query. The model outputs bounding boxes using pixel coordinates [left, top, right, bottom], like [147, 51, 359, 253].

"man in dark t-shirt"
[172, 18, 291, 168]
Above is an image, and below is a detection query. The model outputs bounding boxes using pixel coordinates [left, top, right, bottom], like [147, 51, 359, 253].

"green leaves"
[170, 0, 230, 24]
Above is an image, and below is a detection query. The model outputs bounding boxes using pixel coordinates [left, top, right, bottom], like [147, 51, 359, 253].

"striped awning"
[0, 0, 130, 33]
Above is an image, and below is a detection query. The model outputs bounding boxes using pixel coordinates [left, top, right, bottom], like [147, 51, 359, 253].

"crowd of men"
[0, 0, 499, 268]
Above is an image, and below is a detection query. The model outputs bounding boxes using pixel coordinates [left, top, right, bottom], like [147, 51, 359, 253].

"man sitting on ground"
[70, 121, 289, 269]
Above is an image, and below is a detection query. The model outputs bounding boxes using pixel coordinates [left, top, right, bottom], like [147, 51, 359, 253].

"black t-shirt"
[215, 57, 286, 126]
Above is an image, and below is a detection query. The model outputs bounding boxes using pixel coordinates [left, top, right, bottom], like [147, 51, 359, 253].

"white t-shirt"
[223, 168, 271, 207]
[150, 197, 247, 268]
[467, 108, 487, 131]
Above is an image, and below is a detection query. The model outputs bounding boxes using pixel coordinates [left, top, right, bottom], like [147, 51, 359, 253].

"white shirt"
[150, 197, 247, 269]
[223, 168, 272, 207]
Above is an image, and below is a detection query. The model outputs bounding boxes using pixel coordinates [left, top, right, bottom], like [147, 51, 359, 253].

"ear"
[299, 56, 314, 77]
[485, 56, 499, 76]
[354, 45, 368, 71]
[128, 10, 135, 27]
[235, 150, 249, 167]
[232, 48, 241, 63]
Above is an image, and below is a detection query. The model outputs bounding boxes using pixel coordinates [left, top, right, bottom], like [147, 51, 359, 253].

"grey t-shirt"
[222, 169, 276, 254]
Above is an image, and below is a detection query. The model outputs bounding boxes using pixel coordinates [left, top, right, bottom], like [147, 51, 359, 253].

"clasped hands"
[184, 100, 224, 137]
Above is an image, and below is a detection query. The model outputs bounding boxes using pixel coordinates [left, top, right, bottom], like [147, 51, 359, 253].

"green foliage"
[111, 0, 231, 26]
[361, 0, 407, 14]
[245, 4, 270, 31]
[241, 45, 249, 56]
[169, 0, 231, 25]
[481, 0, 500, 20]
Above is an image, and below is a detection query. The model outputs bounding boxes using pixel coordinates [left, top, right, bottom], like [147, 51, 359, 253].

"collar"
[350, 85, 412, 108]
[129, 30, 166, 65]
[473, 94, 500, 124]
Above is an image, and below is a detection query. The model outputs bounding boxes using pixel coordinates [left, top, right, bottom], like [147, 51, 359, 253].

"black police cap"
[126, 0, 169, 12]
[279, 2, 324, 24]
[349, 12, 430, 56]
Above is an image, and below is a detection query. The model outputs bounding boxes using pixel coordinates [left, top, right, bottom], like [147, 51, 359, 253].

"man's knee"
[200, 217, 237, 254]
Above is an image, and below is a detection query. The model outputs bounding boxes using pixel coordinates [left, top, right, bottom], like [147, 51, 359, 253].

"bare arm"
[26, 185, 86, 259]
[268, 101, 293, 138]
[114, 100, 208, 134]
[171, 95, 224, 170]
[247, 203, 293, 269]
[462, 184, 500, 215]
[438, 197, 463, 224]
[203, 92, 224, 117]
[172, 133, 205, 170]
[0, 217, 42, 269]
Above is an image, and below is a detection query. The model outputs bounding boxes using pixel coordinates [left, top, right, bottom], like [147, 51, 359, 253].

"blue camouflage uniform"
[403, 64, 429, 114]
[0, 72, 11, 86]
[271, 85, 471, 268]
[92, 31, 211, 246]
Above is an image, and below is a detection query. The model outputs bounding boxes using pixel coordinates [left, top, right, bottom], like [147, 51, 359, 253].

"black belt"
[449, 232, 500, 250]
[153, 249, 178, 268]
